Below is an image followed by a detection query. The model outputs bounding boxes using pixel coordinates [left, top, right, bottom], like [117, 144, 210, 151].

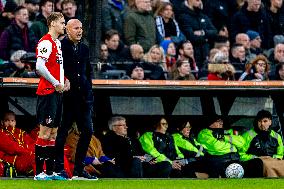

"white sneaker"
[71, 175, 98, 181]
[71, 170, 98, 181]
[34, 172, 52, 181]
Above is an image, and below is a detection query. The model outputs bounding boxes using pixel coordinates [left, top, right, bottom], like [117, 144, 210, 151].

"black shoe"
[72, 170, 98, 180]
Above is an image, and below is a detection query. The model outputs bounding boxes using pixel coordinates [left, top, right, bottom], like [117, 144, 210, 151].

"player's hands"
[55, 83, 64, 93]
[64, 79, 70, 91]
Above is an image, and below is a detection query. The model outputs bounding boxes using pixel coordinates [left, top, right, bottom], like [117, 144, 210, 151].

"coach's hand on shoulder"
[64, 79, 70, 92]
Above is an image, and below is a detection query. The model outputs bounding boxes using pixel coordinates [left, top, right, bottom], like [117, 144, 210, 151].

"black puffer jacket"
[176, 3, 217, 67]
[152, 132, 178, 161]
[247, 129, 279, 157]
[230, 4, 271, 49]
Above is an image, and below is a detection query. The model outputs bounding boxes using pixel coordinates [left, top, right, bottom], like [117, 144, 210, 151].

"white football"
[225, 163, 244, 178]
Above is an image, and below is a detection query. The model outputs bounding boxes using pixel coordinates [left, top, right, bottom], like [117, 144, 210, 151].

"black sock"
[45, 146, 55, 175]
[35, 145, 46, 175]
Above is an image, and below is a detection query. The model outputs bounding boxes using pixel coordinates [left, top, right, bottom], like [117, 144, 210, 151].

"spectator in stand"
[0, 0, 18, 36]
[125, 62, 145, 80]
[9, 50, 31, 77]
[143, 44, 166, 70]
[99, 43, 109, 63]
[139, 117, 196, 178]
[30, 0, 54, 41]
[239, 54, 270, 81]
[246, 30, 263, 57]
[235, 33, 255, 62]
[97, 43, 112, 74]
[207, 51, 235, 80]
[230, 44, 247, 73]
[124, 0, 156, 52]
[240, 110, 284, 177]
[177, 41, 198, 79]
[273, 62, 284, 80]
[235, 33, 250, 51]
[214, 36, 230, 50]
[155, 2, 185, 45]
[54, 0, 63, 12]
[230, 0, 271, 49]
[104, 29, 129, 65]
[61, 0, 77, 22]
[143, 44, 167, 80]
[268, 43, 284, 79]
[176, 0, 217, 68]
[0, 6, 37, 61]
[24, 0, 40, 23]
[0, 110, 35, 176]
[160, 40, 176, 74]
[202, 0, 239, 38]
[266, 0, 284, 47]
[102, 116, 146, 178]
[129, 44, 144, 63]
[170, 60, 196, 80]
[217, 45, 230, 61]
[0, 50, 27, 77]
[102, 0, 127, 41]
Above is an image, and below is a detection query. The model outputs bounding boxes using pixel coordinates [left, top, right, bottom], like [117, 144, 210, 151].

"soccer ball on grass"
[225, 163, 244, 178]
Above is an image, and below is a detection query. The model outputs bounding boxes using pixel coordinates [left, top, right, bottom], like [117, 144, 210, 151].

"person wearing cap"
[125, 62, 145, 80]
[197, 114, 263, 177]
[240, 109, 284, 177]
[246, 30, 263, 56]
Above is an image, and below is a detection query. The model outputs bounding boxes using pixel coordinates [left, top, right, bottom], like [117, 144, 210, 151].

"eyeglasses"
[256, 62, 266, 67]
[160, 122, 168, 125]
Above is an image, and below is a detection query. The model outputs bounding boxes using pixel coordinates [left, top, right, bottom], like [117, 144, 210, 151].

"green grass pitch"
[0, 179, 283, 189]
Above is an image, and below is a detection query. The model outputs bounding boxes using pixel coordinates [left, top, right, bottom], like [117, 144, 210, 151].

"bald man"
[235, 33, 250, 50]
[54, 19, 97, 180]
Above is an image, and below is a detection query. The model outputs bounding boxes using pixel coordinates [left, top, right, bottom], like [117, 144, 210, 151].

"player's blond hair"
[47, 12, 64, 28]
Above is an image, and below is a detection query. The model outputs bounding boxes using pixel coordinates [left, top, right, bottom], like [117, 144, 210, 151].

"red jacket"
[0, 126, 35, 164]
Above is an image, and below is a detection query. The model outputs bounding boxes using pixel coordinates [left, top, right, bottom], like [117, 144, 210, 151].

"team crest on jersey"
[40, 47, 47, 54]
[45, 116, 53, 125]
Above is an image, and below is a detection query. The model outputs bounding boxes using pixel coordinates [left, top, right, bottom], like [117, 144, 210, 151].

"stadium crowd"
[0, 0, 284, 179]
[1, 0, 284, 81]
